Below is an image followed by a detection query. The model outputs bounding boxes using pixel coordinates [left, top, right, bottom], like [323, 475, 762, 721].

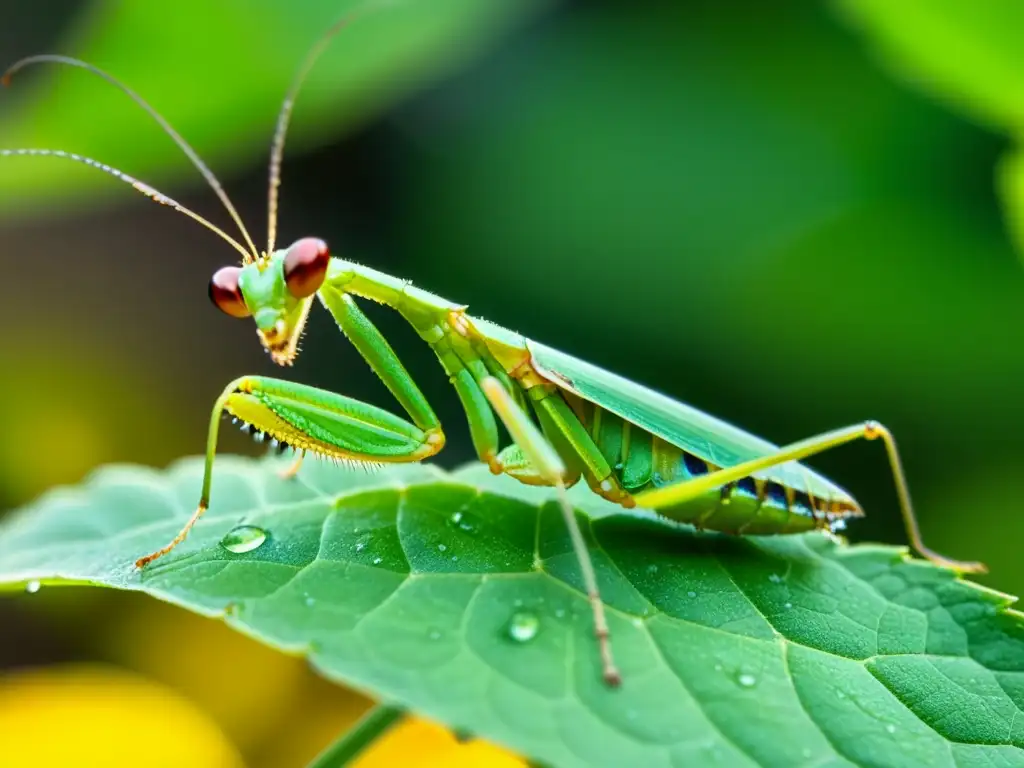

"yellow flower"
[0, 664, 243, 768]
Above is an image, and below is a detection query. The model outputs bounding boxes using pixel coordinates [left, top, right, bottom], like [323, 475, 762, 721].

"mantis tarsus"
[1, 14, 986, 688]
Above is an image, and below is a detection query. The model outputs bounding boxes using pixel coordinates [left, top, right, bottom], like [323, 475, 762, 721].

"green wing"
[528, 341, 856, 504]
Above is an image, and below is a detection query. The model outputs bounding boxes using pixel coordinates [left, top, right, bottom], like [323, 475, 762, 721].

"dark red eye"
[209, 266, 250, 318]
[283, 238, 330, 299]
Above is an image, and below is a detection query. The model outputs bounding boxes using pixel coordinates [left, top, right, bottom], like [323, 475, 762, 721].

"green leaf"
[833, 0, 1024, 264]
[1000, 148, 1024, 260]
[0, 0, 547, 213]
[1, 457, 1022, 767]
[834, 0, 1024, 132]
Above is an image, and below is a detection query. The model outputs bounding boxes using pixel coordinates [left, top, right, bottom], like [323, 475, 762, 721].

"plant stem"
[306, 703, 405, 768]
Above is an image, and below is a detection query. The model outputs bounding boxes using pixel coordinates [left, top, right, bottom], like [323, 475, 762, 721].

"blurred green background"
[1, 0, 1022, 765]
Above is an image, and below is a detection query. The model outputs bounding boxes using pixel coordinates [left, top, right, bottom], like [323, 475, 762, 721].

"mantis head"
[0, 18, 354, 368]
[209, 237, 331, 366]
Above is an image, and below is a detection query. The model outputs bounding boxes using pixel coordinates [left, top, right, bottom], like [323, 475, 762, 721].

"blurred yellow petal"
[0, 340, 192, 504]
[253, 674, 372, 768]
[353, 716, 526, 768]
[0, 663, 242, 768]
[104, 597, 309, 751]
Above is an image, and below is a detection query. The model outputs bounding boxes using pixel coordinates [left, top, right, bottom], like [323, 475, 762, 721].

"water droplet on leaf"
[25, 580, 40, 594]
[437, 544, 447, 553]
[687, 591, 696, 598]
[451, 511, 463, 524]
[646, 564, 658, 574]
[372, 557, 383, 565]
[736, 672, 757, 688]
[220, 525, 267, 554]
[885, 724, 896, 734]
[506, 611, 540, 643]
[354, 542, 365, 553]
[768, 573, 782, 584]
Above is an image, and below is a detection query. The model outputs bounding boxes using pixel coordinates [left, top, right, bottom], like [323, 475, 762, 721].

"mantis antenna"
[266, 11, 361, 255]
[2, 55, 261, 262]
[0, 148, 253, 262]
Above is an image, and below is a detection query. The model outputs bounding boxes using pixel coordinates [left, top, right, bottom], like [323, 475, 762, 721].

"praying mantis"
[1, 15, 985, 688]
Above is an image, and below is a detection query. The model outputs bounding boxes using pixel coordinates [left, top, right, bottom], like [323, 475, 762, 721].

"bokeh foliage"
[1, 0, 1022, 765]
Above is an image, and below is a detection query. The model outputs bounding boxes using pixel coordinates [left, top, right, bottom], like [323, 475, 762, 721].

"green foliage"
[1, 457, 1022, 767]
[835, 0, 1024, 257]
[0, 0, 547, 212]
[835, 0, 1024, 130]
[403, 1, 1024, 430]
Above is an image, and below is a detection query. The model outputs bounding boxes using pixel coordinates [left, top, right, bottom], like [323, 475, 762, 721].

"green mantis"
[1, 17, 986, 688]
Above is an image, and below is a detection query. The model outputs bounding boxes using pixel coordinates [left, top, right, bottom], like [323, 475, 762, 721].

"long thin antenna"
[3, 55, 260, 262]
[266, 11, 362, 255]
[1, 148, 252, 261]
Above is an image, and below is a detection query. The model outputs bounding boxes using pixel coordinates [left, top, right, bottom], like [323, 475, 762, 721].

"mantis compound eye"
[283, 237, 330, 299]
[209, 266, 251, 318]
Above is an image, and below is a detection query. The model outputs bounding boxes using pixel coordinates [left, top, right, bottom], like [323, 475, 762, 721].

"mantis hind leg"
[633, 421, 986, 575]
[135, 375, 445, 569]
[480, 378, 621, 687]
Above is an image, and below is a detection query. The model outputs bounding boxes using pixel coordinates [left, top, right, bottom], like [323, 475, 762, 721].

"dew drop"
[714, 664, 723, 672]
[354, 542, 366, 553]
[736, 672, 757, 688]
[451, 555, 458, 562]
[220, 525, 267, 554]
[459, 522, 473, 532]
[885, 724, 896, 734]
[687, 591, 697, 598]
[646, 564, 658, 575]
[783, 602, 792, 610]
[437, 544, 447, 553]
[25, 580, 41, 594]
[506, 611, 540, 643]
[451, 511, 463, 524]
[372, 557, 383, 565]
[768, 573, 783, 584]
[429, 629, 442, 641]
[305, 596, 316, 607]
[554, 608, 566, 619]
